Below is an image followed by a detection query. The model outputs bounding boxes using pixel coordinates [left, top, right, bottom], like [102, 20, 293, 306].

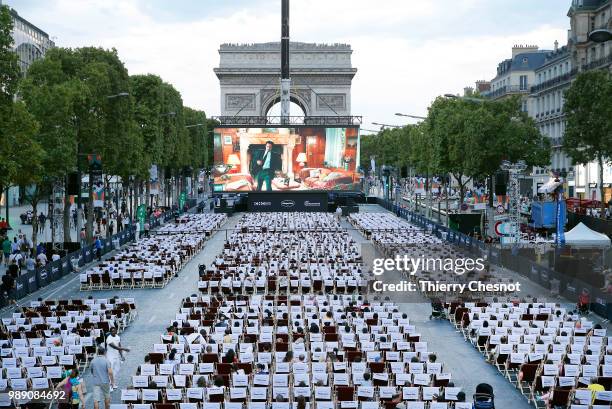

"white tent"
[564, 222, 611, 247]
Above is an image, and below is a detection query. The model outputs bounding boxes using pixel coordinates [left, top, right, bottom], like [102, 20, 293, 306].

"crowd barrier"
[378, 198, 612, 321]
[0, 205, 196, 308]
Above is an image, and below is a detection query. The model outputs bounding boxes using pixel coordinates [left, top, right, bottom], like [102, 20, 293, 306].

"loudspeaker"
[494, 171, 508, 196]
[67, 172, 80, 195]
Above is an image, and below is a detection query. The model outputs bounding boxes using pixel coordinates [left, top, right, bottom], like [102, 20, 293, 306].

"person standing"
[90, 347, 114, 409]
[2, 236, 11, 266]
[38, 212, 46, 234]
[94, 236, 103, 261]
[55, 368, 84, 409]
[253, 140, 282, 191]
[105, 327, 129, 389]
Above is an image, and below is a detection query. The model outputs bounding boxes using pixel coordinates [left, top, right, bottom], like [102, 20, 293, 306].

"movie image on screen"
[212, 127, 361, 192]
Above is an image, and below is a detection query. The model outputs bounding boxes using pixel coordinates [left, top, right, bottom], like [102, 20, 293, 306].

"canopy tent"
[564, 222, 611, 247]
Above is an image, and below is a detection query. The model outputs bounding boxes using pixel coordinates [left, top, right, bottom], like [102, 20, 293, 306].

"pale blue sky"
[5, 0, 572, 126]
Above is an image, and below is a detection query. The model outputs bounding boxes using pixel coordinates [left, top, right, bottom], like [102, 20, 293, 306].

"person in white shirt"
[36, 252, 47, 266]
[51, 253, 61, 262]
[105, 327, 130, 389]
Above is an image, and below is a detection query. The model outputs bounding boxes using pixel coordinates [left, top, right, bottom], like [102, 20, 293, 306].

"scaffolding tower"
[51, 180, 64, 251]
[500, 160, 527, 246]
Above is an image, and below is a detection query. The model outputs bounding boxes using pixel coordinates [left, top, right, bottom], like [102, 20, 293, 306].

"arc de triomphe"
[214, 42, 357, 117]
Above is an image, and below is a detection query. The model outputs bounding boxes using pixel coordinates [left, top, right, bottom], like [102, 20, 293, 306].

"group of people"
[1, 296, 137, 409]
[119, 212, 476, 409]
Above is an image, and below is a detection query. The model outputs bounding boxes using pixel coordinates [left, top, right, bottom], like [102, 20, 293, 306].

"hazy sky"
[5, 0, 572, 128]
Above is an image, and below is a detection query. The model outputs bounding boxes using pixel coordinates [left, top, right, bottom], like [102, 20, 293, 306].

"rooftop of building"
[536, 45, 571, 71]
[8, 7, 50, 38]
[569, 0, 610, 13]
[493, 48, 550, 79]
[219, 42, 352, 52]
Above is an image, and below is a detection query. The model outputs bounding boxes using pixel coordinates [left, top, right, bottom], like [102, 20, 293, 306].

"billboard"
[213, 127, 361, 192]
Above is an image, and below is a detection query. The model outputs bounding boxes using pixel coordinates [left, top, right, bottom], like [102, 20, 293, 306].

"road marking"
[148, 315, 157, 323]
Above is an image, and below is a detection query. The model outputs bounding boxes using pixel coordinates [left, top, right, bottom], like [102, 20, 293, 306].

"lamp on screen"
[296, 152, 307, 167]
[227, 154, 241, 173]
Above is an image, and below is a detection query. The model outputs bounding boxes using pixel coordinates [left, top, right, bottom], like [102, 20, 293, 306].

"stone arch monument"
[214, 42, 357, 117]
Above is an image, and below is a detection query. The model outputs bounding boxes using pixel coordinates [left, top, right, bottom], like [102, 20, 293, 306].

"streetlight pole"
[395, 113, 426, 120]
[372, 122, 403, 129]
[588, 29, 612, 43]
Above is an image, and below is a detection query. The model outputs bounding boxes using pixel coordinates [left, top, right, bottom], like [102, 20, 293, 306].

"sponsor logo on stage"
[304, 201, 321, 207]
[253, 201, 272, 206]
[280, 200, 296, 208]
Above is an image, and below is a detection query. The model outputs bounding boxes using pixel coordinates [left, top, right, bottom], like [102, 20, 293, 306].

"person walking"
[90, 347, 114, 409]
[2, 236, 11, 266]
[94, 236, 103, 262]
[105, 327, 130, 389]
[38, 212, 46, 234]
[54, 368, 84, 409]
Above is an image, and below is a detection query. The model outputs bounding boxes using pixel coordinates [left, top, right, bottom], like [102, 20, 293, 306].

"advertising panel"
[248, 192, 328, 212]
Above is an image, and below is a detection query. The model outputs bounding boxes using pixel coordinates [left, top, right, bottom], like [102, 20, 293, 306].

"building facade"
[528, 43, 575, 195]
[8, 7, 55, 75]
[477, 1, 612, 201]
[567, 0, 612, 202]
[0, 3, 54, 208]
[483, 45, 549, 113]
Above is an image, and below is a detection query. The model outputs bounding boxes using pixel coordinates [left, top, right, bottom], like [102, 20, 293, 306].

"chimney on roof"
[475, 80, 491, 93]
[554, 40, 559, 51]
[512, 44, 539, 58]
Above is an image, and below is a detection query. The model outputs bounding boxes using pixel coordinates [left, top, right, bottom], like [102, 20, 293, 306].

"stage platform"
[212, 190, 365, 212]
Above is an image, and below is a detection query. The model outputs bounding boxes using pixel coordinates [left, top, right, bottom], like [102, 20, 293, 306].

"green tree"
[20, 57, 80, 242]
[0, 4, 23, 218]
[7, 102, 44, 244]
[563, 70, 612, 217]
[458, 97, 549, 206]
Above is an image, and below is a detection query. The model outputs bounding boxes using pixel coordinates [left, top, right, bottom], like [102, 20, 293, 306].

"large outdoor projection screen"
[213, 127, 361, 192]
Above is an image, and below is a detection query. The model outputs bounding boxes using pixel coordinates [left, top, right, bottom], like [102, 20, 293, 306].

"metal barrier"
[377, 198, 611, 320]
[0, 204, 200, 308]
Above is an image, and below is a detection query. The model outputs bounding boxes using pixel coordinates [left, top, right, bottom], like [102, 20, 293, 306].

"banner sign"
[49, 261, 61, 282]
[36, 265, 50, 288]
[61, 257, 72, 276]
[248, 192, 328, 212]
[137, 205, 147, 231]
[556, 192, 565, 245]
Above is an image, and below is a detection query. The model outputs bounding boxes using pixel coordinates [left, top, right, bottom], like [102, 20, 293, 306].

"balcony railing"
[483, 84, 530, 99]
[530, 68, 578, 94]
[582, 53, 612, 71]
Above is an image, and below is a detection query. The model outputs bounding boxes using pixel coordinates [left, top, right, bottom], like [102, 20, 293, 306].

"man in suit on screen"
[252, 140, 282, 191]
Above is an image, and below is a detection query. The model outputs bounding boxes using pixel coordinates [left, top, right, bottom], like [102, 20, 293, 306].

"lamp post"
[107, 92, 130, 99]
[444, 94, 487, 104]
[588, 29, 612, 43]
[372, 122, 403, 129]
[395, 113, 426, 120]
